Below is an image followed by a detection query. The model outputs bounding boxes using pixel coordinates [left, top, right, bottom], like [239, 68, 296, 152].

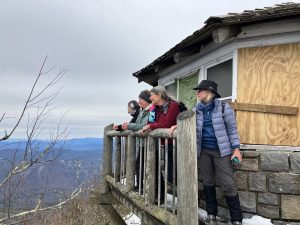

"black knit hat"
[128, 100, 140, 110]
[193, 80, 221, 98]
[138, 90, 151, 103]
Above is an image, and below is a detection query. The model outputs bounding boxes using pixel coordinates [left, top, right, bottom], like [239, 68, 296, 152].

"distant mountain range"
[0, 138, 103, 209]
[0, 137, 103, 152]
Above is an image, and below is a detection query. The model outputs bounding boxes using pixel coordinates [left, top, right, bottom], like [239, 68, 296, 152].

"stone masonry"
[198, 149, 300, 224]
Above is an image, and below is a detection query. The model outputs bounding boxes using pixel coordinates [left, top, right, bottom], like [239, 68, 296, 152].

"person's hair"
[150, 86, 179, 102]
[138, 90, 151, 103]
[128, 100, 139, 110]
[201, 90, 216, 103]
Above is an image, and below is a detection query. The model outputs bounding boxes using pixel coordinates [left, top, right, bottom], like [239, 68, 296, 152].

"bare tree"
[0, 56, 85, 224]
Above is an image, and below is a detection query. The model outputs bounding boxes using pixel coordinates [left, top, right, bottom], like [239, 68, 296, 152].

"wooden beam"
[126, 135, 136, 191]
[114, 136, 121, 182]
[89, 190, 121, 205]
[212, 26, 239, 44]
[148, 128, 176, 139]
[173, 51, 194, 63]
[230, 102, 299, 115]
[106, 130, 131, 137]
[176, 110, 198, 225]
[106, 175, 177, 225]
[145, 135, 156, 205]
[101, 124, 114, 194]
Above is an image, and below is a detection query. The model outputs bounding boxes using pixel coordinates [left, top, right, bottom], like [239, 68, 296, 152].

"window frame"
[198, 50, 238, 101]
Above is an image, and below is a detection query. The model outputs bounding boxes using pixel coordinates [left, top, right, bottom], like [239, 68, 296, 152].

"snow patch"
[124, 213, 141, 225]
[198, 207, 273, 225]
[243, 215, 273, 225]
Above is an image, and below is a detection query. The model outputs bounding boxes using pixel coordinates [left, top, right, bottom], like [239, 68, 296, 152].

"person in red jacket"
[142, 86, 180, 204]
[142, 86, 180, 132]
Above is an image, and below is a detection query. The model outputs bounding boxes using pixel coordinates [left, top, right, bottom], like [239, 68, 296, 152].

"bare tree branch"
[0, 185, 88, 224]
[0, 56, 48, 141]
[0, 113, 5, 123]
[0, 56, 68, 142]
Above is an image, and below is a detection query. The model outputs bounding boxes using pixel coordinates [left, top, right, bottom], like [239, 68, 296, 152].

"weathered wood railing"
[100, 110, 198, 225]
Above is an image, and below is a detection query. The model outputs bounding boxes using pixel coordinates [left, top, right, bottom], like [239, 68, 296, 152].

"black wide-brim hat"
[193, 80, 221, 98]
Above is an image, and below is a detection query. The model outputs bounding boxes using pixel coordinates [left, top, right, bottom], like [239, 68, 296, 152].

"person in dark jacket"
[142, 86, 180, 204]
[193, 80, 243, 225]
[113, 100, 140, 131]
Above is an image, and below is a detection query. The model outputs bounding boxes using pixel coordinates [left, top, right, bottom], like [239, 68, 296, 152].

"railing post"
[176, 111, 198, 225]
[126, 134, 136, 191]
[99, 126, 127, 225]
[145, 135, 156, 205]
[114, 136, 121, 182]
[101, 124, 114, 194]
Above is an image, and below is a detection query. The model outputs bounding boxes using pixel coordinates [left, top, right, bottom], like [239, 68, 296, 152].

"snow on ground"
[124, 213, 141, 225]
[123, 191, 274, 225]
[198, 208, 273, 225]
[124, 210, 274, 225]
[242, 215, 273, 225]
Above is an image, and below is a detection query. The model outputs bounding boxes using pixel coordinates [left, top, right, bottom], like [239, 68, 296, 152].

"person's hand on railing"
[169, 125, 177, 135]
[113, 124, 123, 131]
[122, 122, 129, 130]
[142, 124, 151, 133]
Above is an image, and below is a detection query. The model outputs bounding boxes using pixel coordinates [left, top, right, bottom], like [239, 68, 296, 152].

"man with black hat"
[193, 80, 243, 225]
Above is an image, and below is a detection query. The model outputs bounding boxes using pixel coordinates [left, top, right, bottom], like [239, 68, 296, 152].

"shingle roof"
[133, 2, 300, 84]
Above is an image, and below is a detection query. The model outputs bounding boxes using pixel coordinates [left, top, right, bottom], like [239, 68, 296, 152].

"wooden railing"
[100, 110, 198, 225]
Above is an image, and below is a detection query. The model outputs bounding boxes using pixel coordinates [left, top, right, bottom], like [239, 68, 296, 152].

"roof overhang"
[132, 3, 300, 86]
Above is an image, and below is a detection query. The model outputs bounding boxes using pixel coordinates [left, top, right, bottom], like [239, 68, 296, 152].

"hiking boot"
[225, 195, 243, 223]
[203, 185, 218, 216]
[205, 214, 217, 225]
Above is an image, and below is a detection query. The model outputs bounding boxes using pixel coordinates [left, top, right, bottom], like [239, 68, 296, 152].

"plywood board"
[237, 43, 300, 146]
[230, 102, 298, 115]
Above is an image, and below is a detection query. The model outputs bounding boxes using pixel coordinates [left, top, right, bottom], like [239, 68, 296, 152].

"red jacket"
[149, 100, 180, 130]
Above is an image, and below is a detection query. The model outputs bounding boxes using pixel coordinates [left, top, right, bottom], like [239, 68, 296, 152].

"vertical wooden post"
[99, 125, 127, 225]
[114, 136, 121, 182]
[145, 135, 156, 205]
[176, 111, 198, 225]
[101, 124, 114, 194]
[126, 134, 136, 191]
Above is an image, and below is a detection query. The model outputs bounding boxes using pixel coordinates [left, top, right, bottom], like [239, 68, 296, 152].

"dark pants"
[199, 149, 242, 222]
[198, 149, 237, 196]
[155, 143, 176, 202]
[136, 147, 144, 191]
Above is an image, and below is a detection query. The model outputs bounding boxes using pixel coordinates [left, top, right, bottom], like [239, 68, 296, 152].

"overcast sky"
[1, 0, 298, 139]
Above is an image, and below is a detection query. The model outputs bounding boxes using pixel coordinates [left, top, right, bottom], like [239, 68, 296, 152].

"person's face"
[127, 106, 133, 114]
[149, 92, 162, 105]
[138, 98, 150, 109]
[196, 89, 210, 101]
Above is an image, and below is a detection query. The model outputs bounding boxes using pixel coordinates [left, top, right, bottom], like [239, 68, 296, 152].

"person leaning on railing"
[113, 100, 140, 131]
[142, 86, 180, 203]
[122, 90, 152, 191]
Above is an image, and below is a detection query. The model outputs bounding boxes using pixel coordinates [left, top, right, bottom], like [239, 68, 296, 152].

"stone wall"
[199, 149, 300, 224]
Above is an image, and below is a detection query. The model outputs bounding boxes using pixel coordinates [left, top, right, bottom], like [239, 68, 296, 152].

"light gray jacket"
[128, 104, 151, 131]
[195, 98, 240, 157]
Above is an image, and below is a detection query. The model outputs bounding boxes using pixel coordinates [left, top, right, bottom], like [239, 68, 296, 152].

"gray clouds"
[1, 0, 296, 138]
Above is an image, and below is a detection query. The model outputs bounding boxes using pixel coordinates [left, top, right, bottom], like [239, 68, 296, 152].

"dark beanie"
[139, 90, 151, 103]
[128, 100, 140, 110]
